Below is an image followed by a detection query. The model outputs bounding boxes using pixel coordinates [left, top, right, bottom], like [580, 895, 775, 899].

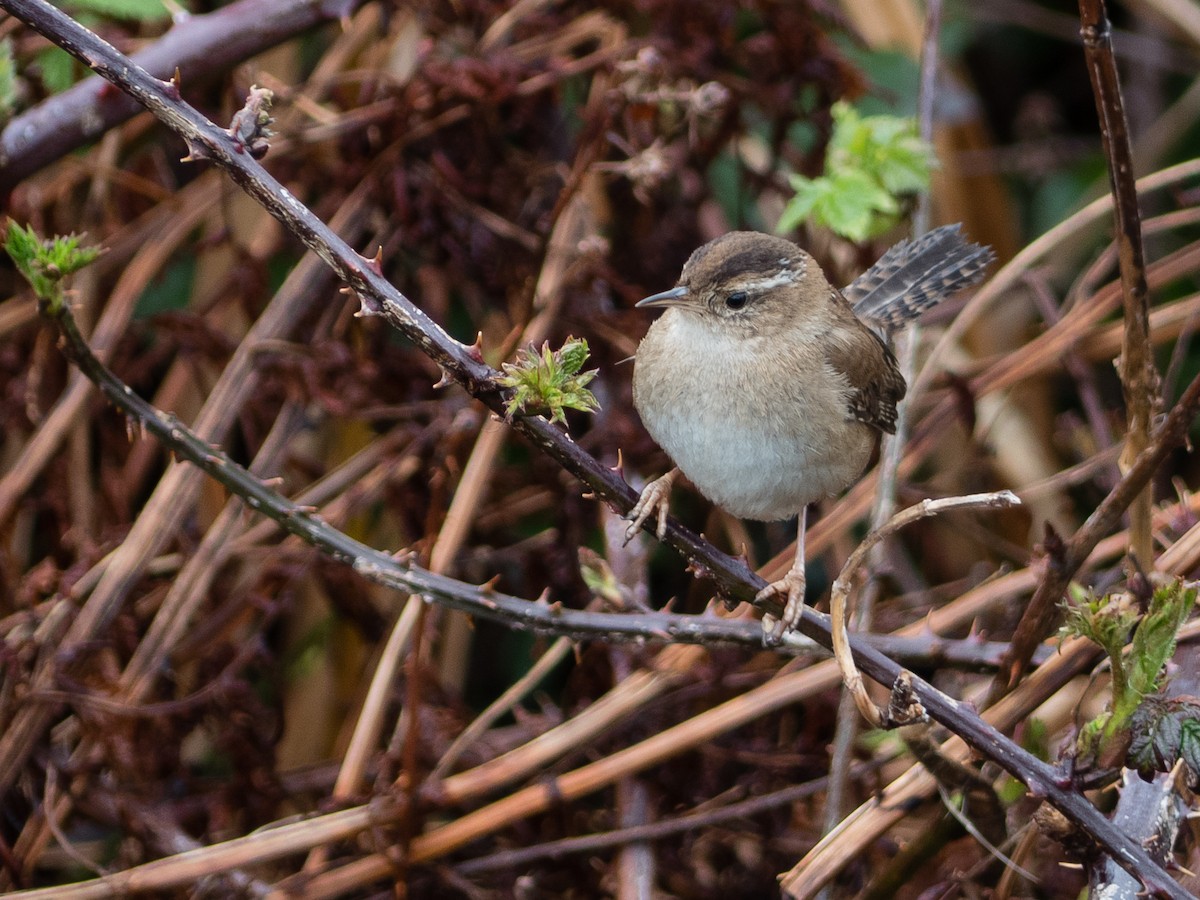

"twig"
[831, 492, 1020, 728]
[991, 366, 1200, 700]
[911, 156, 1200, 402]
[453, 767, 876, 876]
[1078, 0, 1159, 567]
[934, 782, 1036, 885]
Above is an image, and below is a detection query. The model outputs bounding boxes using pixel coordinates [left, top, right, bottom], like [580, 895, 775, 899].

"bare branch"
[1077, 0, 1159, 566]
[831, 492, 1020, 728]
[0, 0, 363, 190]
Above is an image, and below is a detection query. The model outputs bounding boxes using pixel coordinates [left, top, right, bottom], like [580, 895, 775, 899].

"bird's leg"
[623, 468, 679, 544]
[758, 507, 807, 644]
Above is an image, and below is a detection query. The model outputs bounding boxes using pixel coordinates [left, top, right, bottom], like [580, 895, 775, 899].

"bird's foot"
[623, 469, 679, 544]
[757, 569, 806, 646]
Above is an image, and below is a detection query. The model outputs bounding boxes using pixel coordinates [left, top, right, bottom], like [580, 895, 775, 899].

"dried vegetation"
[1, 0, 1200, 897]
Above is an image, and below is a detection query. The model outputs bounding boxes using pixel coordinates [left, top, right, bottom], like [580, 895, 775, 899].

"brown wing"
[821, 289, 907, 435]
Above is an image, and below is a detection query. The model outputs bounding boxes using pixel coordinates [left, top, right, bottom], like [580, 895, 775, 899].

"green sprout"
[1061, 579, 1197, 770]
[0, 39, 16, 123]
[496, 336, 599, 427]
[4, 221, 101, 310]
[777, 101, 936, 242]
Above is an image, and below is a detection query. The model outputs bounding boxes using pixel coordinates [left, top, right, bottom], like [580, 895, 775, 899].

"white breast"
[632, 311, 875, 521]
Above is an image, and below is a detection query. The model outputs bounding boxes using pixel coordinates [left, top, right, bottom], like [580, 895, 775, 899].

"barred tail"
[844, 224, 994, 335]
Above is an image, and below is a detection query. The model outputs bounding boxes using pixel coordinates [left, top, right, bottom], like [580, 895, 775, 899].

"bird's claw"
[623, 470, 678, 545]
[757, 570, 806, 646]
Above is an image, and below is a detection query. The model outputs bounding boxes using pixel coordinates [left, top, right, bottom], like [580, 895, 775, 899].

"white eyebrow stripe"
[743, 267, 801, 292]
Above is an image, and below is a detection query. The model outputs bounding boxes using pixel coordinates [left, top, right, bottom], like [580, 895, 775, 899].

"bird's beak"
[636, 285, 690, 309]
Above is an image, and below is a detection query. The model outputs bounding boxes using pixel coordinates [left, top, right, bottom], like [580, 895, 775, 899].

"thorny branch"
[0, 0, 1194, 895]
[14, 289, 1035, 665]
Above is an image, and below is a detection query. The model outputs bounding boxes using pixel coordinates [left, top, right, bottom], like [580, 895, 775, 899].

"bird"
[626, 224, 993, 642]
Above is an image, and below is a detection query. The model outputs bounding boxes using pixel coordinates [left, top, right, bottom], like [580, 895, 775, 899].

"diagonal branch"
[37, 285, 1041, 669]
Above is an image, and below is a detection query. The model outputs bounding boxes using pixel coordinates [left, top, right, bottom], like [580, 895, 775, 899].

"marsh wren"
[627, 225, 993, 642]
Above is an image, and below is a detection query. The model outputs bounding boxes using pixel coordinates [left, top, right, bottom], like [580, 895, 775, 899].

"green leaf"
[1061, 591, 1137, 653]
[1068, 580, 1199, 773]
[35, 47, 78, 94]
[0, 40, 16, 123]
[827, 169, 899, 241]
[776, 176, 821, 235]
[4, 221, 101, 307]
[1129, 696, 1200, 777]
[1127, 582, 1196, 699]
[776, 101, 933, 242]
[579, 549, 622, 605]
[64, 0, 169, 22]
[496, 337, 600, 428]
[874, 135, 936, 195]
[559, 338, 589, 376]
[1181, 717, 1200, 775]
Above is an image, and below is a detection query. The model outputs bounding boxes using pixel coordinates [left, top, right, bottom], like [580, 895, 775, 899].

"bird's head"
[636, 232, 826, 336]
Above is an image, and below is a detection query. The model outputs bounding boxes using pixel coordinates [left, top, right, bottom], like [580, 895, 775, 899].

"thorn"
[662, 596, 677, 613]
[535, 588, 551, 606]
[612, 448, 625, 479]
[467, 332, 485, 363]
[180, 138, 211, 163]
[166, 67, 182, 99]
[432, 369, 453, 389]
[480, 575, 501, 595]
[356, 291, 383, 317]
[581, 491, 596, 501]
[359, 248, 384, 276]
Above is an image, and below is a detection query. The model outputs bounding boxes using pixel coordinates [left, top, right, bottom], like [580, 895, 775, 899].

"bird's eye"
[725, 291, 748, 310]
